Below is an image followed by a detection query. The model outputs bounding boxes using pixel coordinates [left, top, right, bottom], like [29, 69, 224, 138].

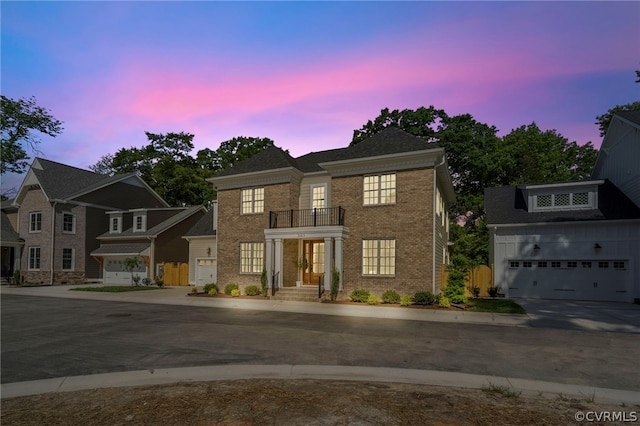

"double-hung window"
[363, 173, 396, 206]
[28, 247, 41, 270]
[362, 239, 396, 276]
[29, 212, 42, 232]
[241, 188, 264, 214]
[240, 242, 264, 274]
[62, 248, 74, 270]
[62, 212, 75, 233]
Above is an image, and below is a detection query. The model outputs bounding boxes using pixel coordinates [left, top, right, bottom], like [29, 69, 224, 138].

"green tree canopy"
[91, 133, 275, 206]
[595, 101, 640, 137]
[1, 96, 63, 174]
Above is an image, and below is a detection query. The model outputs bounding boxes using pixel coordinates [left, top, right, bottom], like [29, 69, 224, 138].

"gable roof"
[25, 158, 109, 201]
[214, 127, 439, 178]
[485, 180, 640, 225]
[0, 211, 23, 244]
[184, 207, 216, 237]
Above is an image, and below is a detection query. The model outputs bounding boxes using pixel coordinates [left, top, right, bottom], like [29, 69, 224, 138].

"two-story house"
[1, 158, 169, 285]
[209, 127, 455, 299]
[485, 111, 640, 303]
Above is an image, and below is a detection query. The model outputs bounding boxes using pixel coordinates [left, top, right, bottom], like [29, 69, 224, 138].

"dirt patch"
[1, 379, 632, 425]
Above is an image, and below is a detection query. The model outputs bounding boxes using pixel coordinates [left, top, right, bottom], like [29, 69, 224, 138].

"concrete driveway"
[515, 298, 640, 334]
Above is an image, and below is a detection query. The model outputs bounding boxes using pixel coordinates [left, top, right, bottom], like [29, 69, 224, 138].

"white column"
[335, 236, 344, 290]
[324, 237, 333, 291]
[265, 238, 274, 288]
[274, 238, 283, 288]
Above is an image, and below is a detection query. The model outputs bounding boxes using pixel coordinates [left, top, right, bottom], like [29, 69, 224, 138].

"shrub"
[203, 283, 218, 294]
[208, 288, 217, 296]
[142, 278, 152, 286]
[154, 276, 164, 287]
[245, 285, 261, 296]
[439, 296, 451, 308]
[331, 268, 340, 301]
[488, 286, 501, 298]
[367, 295, 379, 305]
[231, 288, 240, 297]
[400, 294, 412, 306]
[350, 289, 370, 303]
[381, 290, 401, 304]
[467, 285, 480, 298]
[224, 283, 239, 295]
[445, 269, 468, 304]
[413, 291, 436, 305]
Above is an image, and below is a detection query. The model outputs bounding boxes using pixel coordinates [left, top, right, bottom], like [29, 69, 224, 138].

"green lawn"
[69, 286, 161, 293]
[466, 299, 526, 314]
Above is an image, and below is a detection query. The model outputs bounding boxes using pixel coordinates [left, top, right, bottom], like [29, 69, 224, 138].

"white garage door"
[507, 259, 629, 302]
[104, 257, 147, 285]
[196, 258, 217, 286]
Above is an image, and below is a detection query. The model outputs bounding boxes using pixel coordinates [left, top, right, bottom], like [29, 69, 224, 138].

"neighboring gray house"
[1, 204, 23, 283]
[486, 111, 640, 303]
[0, 158, 169, 285]
[183, 202, 217, 286]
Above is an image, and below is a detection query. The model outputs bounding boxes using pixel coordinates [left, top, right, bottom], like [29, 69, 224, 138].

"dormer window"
[134, 214, 146, 232]
[111, 217, 121, 233]
[525, 181, 600, 213]
[534, 192, 593, 211]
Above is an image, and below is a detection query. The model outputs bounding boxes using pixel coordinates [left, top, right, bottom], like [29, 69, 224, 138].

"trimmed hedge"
[224, 283, 239, 295]
[350, 289, 370, 303]
[381, 290, 401, 304]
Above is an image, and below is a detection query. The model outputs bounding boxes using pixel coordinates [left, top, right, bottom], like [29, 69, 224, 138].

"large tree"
[595, 101, 640, 137]
[92, 133, 275, 206]
[350, 106, 446, 145]
[1, 96, 63, 174]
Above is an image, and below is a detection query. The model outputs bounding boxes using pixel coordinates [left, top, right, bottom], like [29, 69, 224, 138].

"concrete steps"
[271, 286, 320, 302]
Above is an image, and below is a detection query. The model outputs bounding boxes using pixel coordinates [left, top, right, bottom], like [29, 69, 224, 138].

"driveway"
[515, 298, 640, 334]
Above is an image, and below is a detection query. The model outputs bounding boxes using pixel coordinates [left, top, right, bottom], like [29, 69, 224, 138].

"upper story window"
[62, 212, 75, 233]
[241, 188, 264, 214]
[134, 214, 146, 232]
[363, 173, 396, 206]
[29, 212, 42, 232]
[311, 185, 326, 209]
[111, 216, 121, 233]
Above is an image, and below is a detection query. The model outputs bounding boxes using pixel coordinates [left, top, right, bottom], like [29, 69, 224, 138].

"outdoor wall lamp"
[207, 247, 211, 256]
[594, 243, 602, 249]
[533, 244, 540, 250]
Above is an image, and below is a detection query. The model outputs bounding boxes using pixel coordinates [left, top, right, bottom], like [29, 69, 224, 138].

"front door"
[303, 240, 324, 285]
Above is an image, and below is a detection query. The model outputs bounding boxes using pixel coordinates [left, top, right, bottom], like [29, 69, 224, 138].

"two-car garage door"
[507, 259, 630, 302]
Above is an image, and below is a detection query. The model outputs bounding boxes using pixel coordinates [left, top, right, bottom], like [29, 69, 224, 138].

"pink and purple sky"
[1, 1, 639, 195]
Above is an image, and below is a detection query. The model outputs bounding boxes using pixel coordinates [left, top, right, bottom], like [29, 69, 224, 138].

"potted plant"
[295, 258, 308, 287]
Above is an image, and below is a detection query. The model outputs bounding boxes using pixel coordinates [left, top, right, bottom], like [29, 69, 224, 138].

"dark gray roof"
[98, 206, 205, 239]
[0, 211, 23, 243]
[215, 127, 439, 177]
[184, 207, 216, 237]
[616, 110, 640, 126]
[31, 158, 110, 200]
[485, 180, 640, 225]
[91, 244, 150, 256]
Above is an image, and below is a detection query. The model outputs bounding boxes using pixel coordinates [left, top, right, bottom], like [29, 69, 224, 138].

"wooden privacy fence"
[441, 264, 494, 297]
[162, 262, 189, 286]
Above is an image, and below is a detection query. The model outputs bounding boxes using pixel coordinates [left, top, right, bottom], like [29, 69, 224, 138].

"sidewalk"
[0, 284, 529, 327]
[2, 285, 639, 405]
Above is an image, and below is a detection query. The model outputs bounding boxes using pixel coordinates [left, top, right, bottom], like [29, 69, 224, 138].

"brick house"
[1, 158, 168, 285]
[208, 127, 455, 299]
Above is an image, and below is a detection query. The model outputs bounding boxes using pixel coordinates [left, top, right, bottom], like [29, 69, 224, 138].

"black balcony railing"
[269, 206, 346, 229]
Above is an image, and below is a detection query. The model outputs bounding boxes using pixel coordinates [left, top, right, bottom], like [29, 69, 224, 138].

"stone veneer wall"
[332, 168, 435, 298]
[217, 182, 299, 291]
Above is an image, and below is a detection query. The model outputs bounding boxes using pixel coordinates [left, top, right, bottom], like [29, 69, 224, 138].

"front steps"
[271, 286, 321, 302]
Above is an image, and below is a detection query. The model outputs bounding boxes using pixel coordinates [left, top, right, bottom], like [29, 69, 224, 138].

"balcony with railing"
[269, 206, 346, 229]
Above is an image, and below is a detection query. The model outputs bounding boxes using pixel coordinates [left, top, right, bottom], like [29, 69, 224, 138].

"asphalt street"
[2, 294, 639, 391]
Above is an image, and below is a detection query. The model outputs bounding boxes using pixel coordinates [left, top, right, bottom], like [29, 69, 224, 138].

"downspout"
[432, 153, 446, 294]
[50, 201, 57, 285]
[148, 236, 155, 280]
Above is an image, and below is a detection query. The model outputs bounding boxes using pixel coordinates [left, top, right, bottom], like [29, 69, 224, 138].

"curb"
[2, 365, 639, 405]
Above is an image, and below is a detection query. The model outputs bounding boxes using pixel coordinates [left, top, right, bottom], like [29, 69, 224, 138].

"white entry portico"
[264, 226, 348, 291]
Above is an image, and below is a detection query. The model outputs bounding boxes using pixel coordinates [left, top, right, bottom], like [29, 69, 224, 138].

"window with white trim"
[29, 212, 42, 232]
[134, 214, 146, 232]
[241, 188, 264, 214]
[240, 242, 264, 274]
[363, 173, 396, 206]
[28, 247, 41, 270]
[111, 217, 121, 233]
[362, 239, 396, 276]
[311, 185, 326, 209]
[62, 248, 74, 270]
[62, 212, 75, 233]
